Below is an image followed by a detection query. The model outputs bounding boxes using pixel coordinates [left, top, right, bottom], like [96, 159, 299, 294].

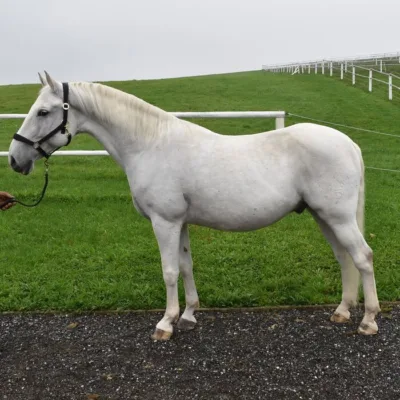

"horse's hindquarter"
[287, 123, 363, 215]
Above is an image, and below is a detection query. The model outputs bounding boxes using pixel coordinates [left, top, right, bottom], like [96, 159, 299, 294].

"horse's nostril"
[10, 156, 23, 173]
[10, 156, 17, 169]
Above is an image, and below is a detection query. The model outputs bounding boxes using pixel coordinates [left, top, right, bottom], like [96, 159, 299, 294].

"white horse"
[8, 72, 380, 340]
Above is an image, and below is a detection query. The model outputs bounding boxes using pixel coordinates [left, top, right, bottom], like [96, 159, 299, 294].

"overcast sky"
[1, 0, 399, 85]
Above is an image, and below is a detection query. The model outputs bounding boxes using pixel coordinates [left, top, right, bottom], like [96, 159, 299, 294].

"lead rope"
[0, 159, 50, 209]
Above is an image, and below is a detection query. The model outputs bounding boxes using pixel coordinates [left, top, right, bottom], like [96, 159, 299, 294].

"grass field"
[1, 70, 400, 311]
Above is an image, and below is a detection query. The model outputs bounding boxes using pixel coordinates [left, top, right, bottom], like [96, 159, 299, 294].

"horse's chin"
[22, 162, 34, 175]
[21, 167, 33, 176]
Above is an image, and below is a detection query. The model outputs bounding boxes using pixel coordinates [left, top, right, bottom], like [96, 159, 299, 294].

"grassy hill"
[1, 70, 400, 311]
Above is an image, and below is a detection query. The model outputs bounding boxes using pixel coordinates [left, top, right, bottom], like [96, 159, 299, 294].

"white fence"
[262, 51, 400, 101]
[263, 51, 400, 73]
[0, 111, 286, 157]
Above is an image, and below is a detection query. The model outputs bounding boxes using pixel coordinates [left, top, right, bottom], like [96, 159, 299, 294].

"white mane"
[55, 82, 194, 142]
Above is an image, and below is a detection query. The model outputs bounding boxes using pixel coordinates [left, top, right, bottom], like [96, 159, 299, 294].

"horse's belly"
[186, 196, 299, 232]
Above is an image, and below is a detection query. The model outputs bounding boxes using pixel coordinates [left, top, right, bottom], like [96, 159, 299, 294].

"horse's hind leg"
[315, 212, 380, 334]
[329, 220, 380, 334]
[311, 211, 360, 323]
[177, 224, 199, 331]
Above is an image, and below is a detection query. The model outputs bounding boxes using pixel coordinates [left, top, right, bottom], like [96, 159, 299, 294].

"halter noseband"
[13, 82, 72, 159]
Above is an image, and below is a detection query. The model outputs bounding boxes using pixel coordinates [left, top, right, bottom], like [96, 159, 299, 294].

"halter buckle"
[62, 103, 70, 110]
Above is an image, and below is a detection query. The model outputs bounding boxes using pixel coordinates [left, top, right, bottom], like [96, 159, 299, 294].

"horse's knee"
[163, 267, 179, 286]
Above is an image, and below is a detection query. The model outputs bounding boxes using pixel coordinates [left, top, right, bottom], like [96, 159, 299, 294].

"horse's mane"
[68, 82, 180, 141]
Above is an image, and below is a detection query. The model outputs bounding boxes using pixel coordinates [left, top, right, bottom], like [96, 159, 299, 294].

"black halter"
[13, 82, 72, 159]
[0, 82, 73, 210]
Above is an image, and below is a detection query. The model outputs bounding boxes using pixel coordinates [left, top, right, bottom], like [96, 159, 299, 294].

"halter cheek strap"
[13, 82, 72, 159]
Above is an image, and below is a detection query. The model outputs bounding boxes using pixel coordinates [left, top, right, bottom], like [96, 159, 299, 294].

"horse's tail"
[339, 142, 365, 303]
[354, 143, 365, 236]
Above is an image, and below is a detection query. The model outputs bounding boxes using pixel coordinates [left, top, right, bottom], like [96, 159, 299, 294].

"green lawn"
[1, 70, 400, 311]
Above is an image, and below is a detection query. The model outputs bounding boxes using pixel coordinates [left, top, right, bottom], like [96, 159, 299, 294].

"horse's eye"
[37, 109, 49, 117]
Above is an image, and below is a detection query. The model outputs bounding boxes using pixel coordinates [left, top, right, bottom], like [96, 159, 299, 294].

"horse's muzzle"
[9, 155, 33, 175]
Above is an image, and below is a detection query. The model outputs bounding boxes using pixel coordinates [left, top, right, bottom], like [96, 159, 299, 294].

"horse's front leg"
[177, 224, 199, 331]
[151, 217, 182, 341]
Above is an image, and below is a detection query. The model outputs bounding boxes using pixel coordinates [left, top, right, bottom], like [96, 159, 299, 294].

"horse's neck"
[72, 83, 177, 164]
[79, 119, 127, 166]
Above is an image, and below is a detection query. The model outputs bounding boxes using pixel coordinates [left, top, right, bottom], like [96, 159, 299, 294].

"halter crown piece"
[13, 82, 72, 158]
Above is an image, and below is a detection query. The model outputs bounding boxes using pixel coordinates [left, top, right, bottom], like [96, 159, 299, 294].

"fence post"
[308, 64, 311, 74]
[340, 64, 343, 79]
[330, 62, 333, 76]
[352, 67, 355, 85]
[369, 70, 373, 92]
[389, 74, 393, 100]
[322, 62, 325, 75]
[315, 63, 318, 74]
[380, 60, 383, 72]
[345, 61, 348, 73]
[275, 117, 285, 130]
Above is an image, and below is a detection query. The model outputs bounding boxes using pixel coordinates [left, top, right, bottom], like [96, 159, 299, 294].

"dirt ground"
[1, 305, 399, 400]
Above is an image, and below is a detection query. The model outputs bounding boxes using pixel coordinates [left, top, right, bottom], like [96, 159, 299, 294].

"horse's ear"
[44, 71, 59, 93]
[38, 72, 47, 87]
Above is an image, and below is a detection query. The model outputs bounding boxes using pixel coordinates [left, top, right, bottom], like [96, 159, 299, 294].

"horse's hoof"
[357, 322, 378, 335]
[151, 329, 172, 341]
[330, 312, 350, 323]
[177, 318, 196, 331]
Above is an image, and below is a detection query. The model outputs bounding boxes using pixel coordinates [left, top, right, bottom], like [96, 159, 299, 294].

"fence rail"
[0, 111, 286, 157]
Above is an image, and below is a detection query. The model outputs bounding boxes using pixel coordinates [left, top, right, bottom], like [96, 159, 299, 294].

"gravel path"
[1, 306, 399, 400]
